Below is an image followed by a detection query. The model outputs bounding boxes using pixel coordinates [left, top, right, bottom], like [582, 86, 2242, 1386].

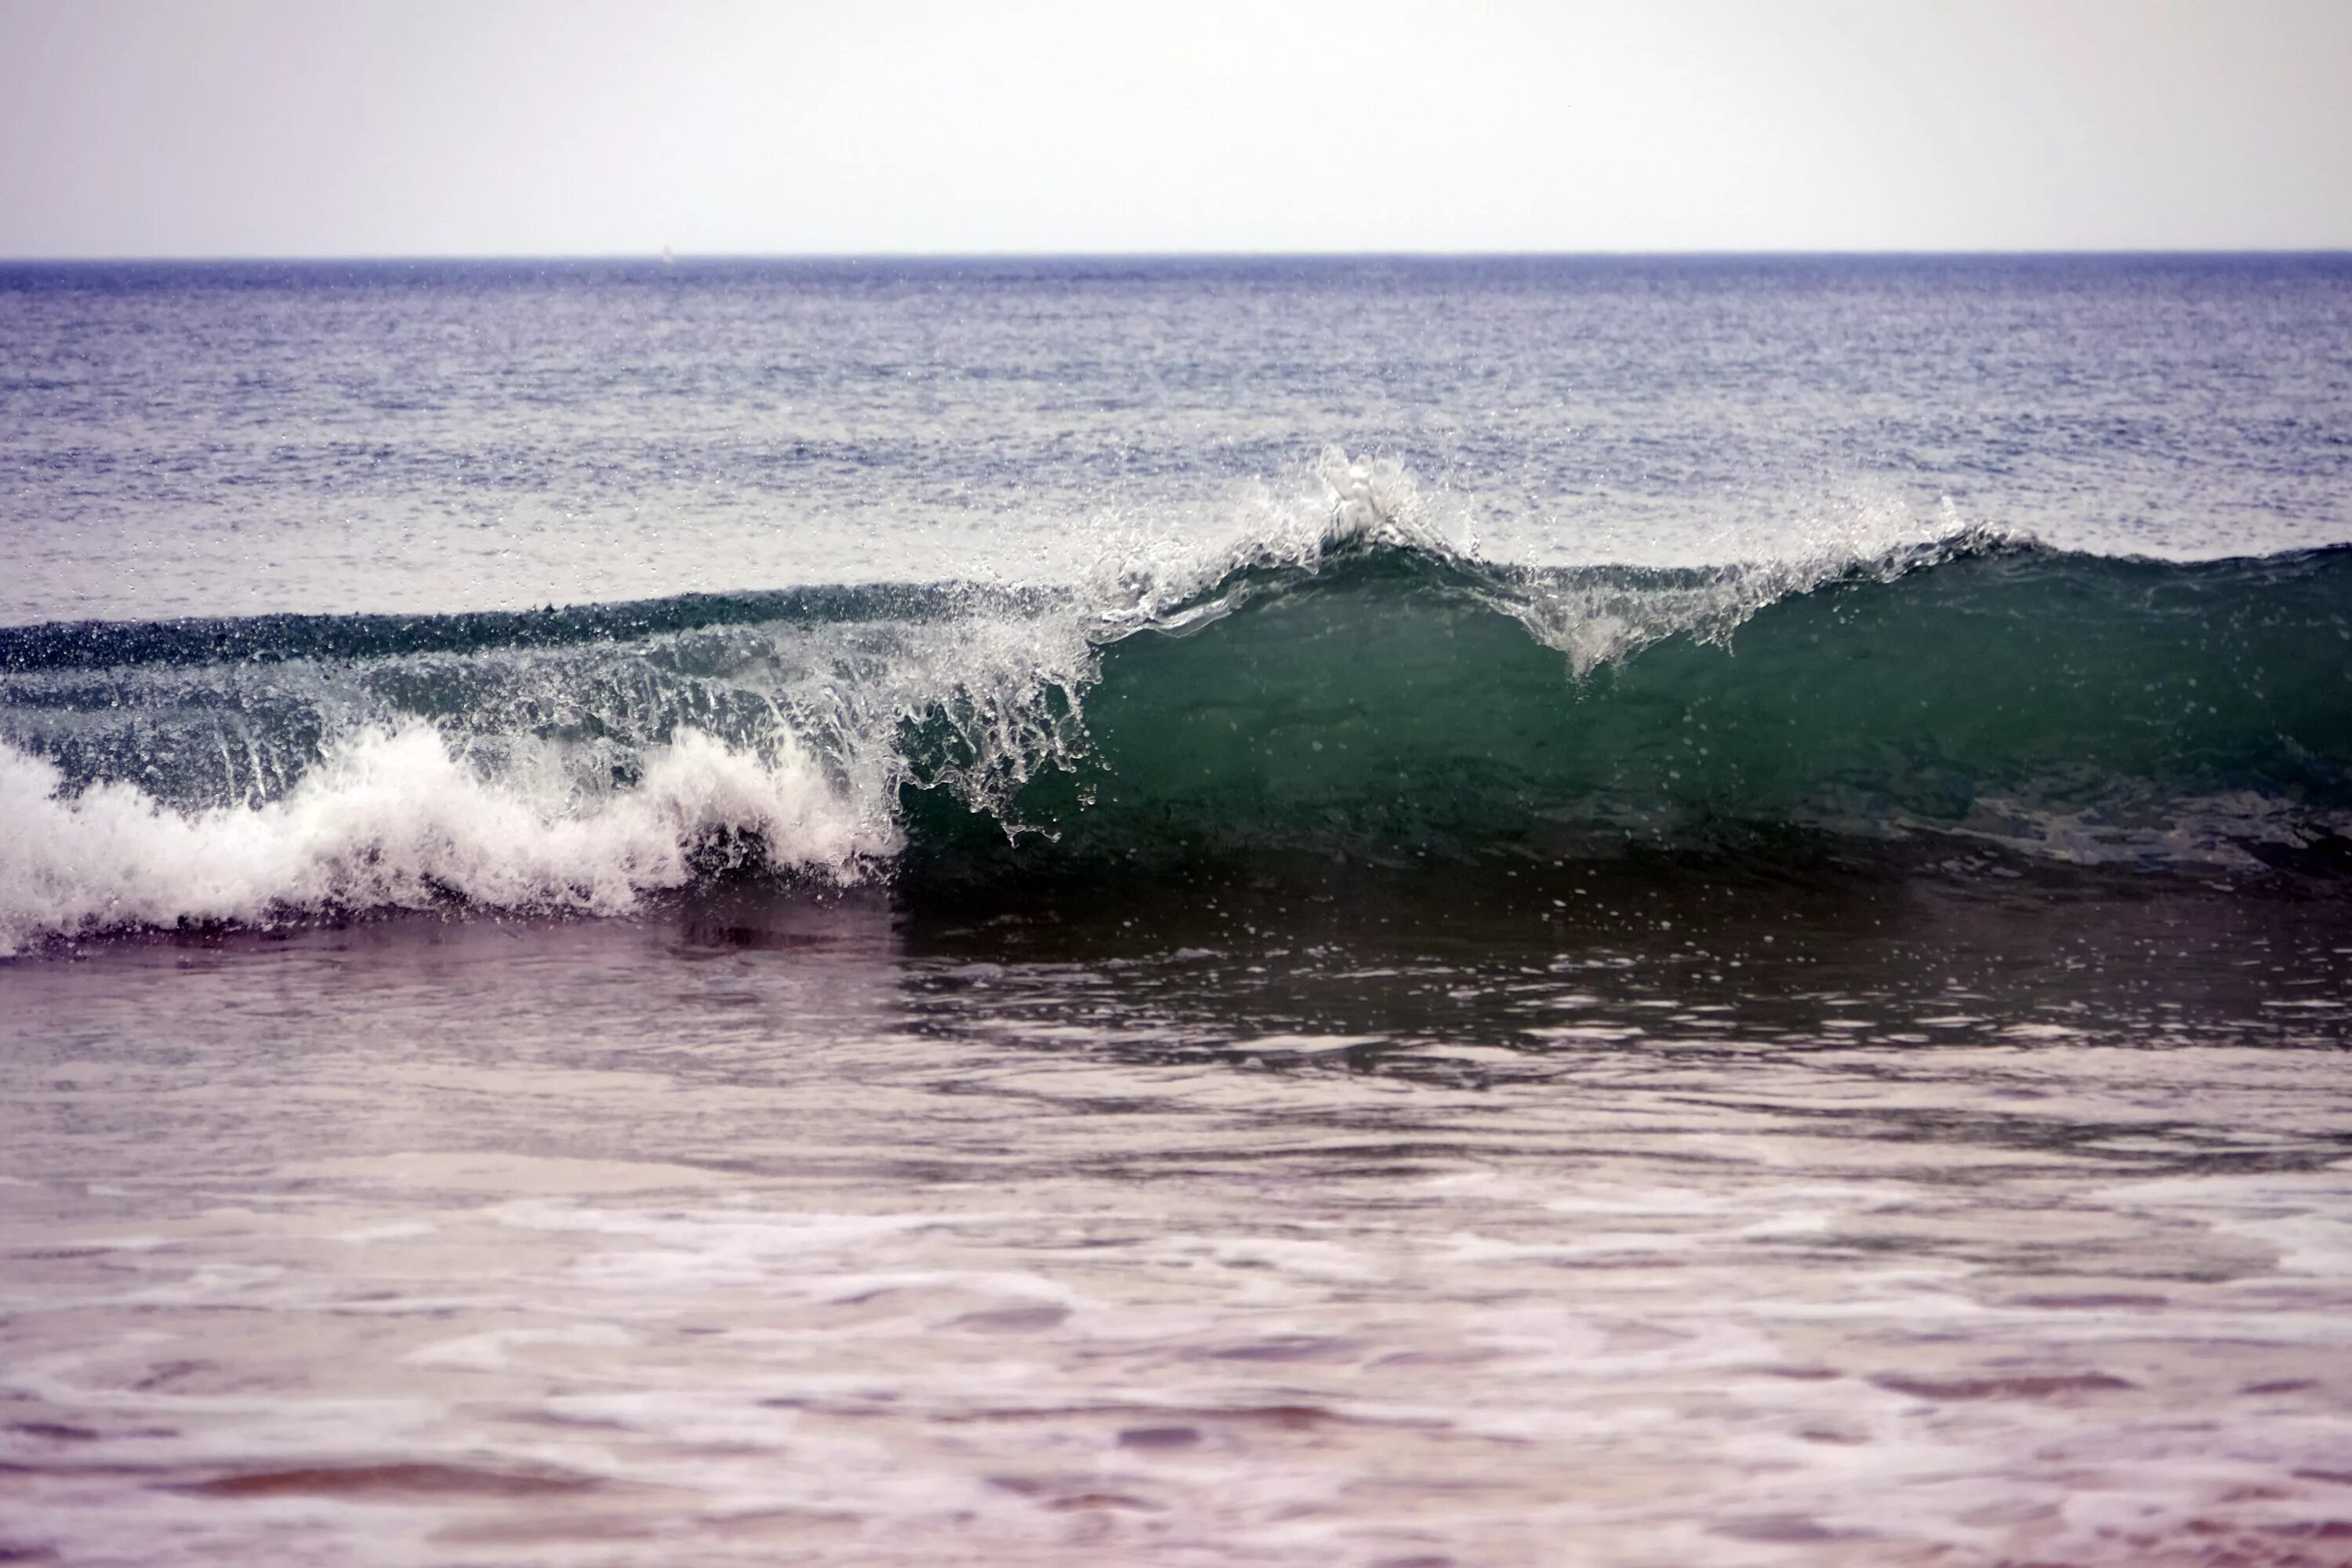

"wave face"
[920, 540, 2352, 873]
[5, 490, 2350, 952]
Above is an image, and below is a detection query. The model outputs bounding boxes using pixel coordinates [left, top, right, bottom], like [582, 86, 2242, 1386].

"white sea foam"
[0, 723, 891, 955]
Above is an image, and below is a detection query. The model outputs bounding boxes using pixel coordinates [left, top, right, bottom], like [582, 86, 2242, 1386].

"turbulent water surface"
[2, 256, 2351, 1566]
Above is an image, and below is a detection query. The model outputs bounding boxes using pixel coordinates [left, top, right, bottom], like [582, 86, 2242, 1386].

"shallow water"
[6, 866, 2351, 1566]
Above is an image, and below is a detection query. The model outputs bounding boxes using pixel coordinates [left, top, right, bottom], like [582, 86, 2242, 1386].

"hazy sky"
[4, 0, 2349, 257]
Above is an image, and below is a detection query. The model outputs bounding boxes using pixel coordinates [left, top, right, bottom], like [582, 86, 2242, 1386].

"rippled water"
[5, 256, 2351, 1565]
[6, 256, 2351, 626]
[6, 865, 2350, 1566]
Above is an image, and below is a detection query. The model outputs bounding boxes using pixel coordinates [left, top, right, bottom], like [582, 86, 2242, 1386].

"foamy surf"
[0, 724, 887, 954]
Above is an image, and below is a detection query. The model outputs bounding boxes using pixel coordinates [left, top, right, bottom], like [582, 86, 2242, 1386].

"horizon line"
[5, 246, 2352, 267]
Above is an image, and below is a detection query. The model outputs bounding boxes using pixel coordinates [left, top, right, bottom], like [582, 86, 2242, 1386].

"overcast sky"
[4, 0, 2348, 257]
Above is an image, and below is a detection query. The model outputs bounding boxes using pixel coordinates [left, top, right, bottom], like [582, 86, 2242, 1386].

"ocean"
[2, 256, 2350, 1566]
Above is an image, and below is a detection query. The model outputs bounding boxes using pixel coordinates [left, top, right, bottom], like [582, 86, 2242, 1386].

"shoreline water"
[5, 873, 2350, 1565]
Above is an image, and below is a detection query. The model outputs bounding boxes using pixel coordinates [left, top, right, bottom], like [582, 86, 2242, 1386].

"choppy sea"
[3, 256, 2351, 1566]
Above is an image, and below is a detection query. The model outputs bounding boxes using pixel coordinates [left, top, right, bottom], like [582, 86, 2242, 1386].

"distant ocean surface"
[4, 257, 2351, 1567]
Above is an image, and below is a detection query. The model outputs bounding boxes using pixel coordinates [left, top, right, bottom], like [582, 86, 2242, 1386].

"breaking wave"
[5, 455, 2349, 953]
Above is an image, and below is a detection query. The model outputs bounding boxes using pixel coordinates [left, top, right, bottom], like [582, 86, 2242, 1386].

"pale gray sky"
[3, 0, 2349, 257]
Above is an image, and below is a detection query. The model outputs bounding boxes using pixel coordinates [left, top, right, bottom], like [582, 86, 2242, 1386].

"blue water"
[3, 256, 2352, 1568]
[6, 256, 2350, 626]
